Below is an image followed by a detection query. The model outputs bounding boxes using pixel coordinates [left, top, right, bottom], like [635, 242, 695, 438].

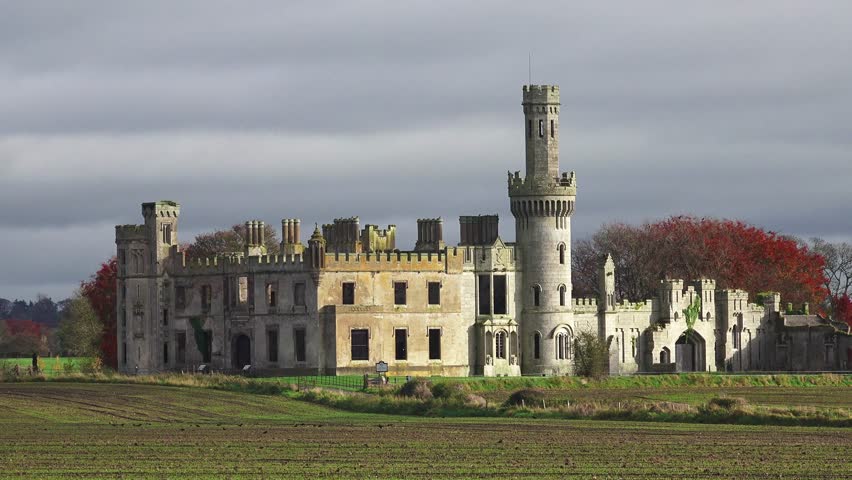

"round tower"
[509, 85, 577, 375]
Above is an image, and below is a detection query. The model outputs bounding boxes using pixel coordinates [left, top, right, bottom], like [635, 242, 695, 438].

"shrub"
[504, 388, 546, 408]
[430, 382, 470, 402]
[463, 394, 487, 408]
[573, 330, 610, 378]
[62, 359, 76, 374]
[398, 378, 433, 400]
[708, 396, 749, 410]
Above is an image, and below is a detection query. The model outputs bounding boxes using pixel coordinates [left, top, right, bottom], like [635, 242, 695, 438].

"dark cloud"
[1, 1, 851, 301]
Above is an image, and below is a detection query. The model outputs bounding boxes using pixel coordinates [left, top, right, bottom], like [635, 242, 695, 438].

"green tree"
[57, 294, 103, 357]
[573, 330, 610, 378]
[183, 223, 280, 258]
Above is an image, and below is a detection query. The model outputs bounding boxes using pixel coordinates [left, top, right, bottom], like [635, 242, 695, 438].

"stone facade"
[115, 85, 851, 376]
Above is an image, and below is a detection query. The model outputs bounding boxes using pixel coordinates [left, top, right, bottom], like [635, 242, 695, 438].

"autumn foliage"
[80, 258, 117, 368]
[831, 294, 852, 328]
[573, 216, 827, 308]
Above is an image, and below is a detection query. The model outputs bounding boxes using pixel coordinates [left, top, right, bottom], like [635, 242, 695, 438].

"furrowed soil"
[1, 384, 850, 479]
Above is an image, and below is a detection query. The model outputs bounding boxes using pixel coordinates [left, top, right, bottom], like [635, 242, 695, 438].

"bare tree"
[810, 238, 852, 299]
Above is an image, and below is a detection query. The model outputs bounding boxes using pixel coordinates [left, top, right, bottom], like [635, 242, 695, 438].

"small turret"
[599, 254, 616, 312]
[308, 224, 326, 271]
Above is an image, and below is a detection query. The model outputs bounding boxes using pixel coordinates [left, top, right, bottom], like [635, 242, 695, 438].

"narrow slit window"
[559, 285, 566, 307]
[533, 285, 541, 307]
[527, 119, 532, 138]
[538, 119, 544, 137]
[533, 333, 541, 359]
[550, 119, 554, 138]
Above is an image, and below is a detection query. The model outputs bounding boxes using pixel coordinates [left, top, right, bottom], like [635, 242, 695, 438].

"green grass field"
[0, 357, 90, 376]
[0, 382, 849, 479]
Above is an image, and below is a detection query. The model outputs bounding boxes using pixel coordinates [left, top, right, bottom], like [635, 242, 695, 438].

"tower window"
[559, 285, 566, 307]
[550, 119, 554, 138]
[533, 332, 541, 359]
[527, 120, 532, 138]
[558, 244, 566, 265]
[532, 285, 541, 307]
[163, 342, 169, 365]
[538, 119, 544, 137]
[342, 282, 355, 305]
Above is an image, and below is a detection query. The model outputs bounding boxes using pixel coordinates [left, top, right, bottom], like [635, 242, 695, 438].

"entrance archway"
[675, 331, 705, 372]
[233, 334, 251, 369]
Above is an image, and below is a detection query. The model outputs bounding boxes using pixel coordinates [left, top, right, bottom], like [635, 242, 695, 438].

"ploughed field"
[1, 383, 850, 479]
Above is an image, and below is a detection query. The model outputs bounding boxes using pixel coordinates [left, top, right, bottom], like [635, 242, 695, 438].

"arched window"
[532, 285, 541, 307]
[660, 347, 670, 364]
[558, 243, 566, 265]
[533, 332, 541, 359]
[556, 333, 565, 360]
[559, 285, 566, 307]
[555, 331, 571, 360]
[495, 331, 506, 359]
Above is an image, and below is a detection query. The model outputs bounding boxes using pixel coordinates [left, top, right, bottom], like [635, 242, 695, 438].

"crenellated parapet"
[115, 224, 146, 242]
[508, 170, 576, 196]
[361, 224, 396, 253]
[323, 248, 464, 273]
[522, 84, 560, 105]
[173, 251, 307, 274]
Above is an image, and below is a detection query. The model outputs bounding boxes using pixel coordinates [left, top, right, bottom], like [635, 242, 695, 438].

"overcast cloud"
[1, 1, 851, 301]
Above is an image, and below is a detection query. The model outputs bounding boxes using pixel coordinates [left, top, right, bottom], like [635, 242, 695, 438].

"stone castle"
[115, 85, 850, 376]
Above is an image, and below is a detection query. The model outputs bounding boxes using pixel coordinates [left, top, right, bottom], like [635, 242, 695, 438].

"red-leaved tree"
[80, 258, 117, 368]
[573, 216, 827, 308]
[831, 294, 852, 328]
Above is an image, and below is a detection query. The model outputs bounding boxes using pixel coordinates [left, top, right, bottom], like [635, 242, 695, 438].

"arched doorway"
[233, 334, 251, 369]
[675, 331, 705, 372]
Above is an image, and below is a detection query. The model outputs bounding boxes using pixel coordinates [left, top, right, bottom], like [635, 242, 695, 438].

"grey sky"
[1, 1, 851, 301]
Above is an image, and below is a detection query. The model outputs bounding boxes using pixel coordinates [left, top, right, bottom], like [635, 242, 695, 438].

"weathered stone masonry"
[115, 85, 850, 375]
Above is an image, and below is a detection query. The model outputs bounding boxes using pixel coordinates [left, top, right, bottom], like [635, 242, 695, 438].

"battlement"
[323, 247, 464, 273]
[660, 279, 685, 289]
[115, 224, 146, 241]
[175, 252, 306, 273]
[142, 200, 180, 218]
[507, 170, 577, 196]
[522, 85, 560, 104]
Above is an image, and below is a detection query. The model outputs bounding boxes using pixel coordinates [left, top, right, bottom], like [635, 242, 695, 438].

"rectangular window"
[267, 330, 279, 363]
[493, 275, 507, 315]
[163, 342, 169, 365]
[175, 286, 186, 310]
[478, 274, 491, 315]
[342, 282, 355, 305]
[162, 224, 172, 244]
[202, 330, 212, 363]
[201, 285, 212, 313]
[428, 282, 441, 305]
[395, 329, 407, 361]
[176, 332, 186, 364]
[238, 276, 249, 304]
[550, 119, 554, 138]
[527, 119, 532, 138]
[294, 283, 306, 306]
[428, 328, 441, 360]
[121, 308, 126, 328]
[351, 329, 369, 361]
[122, 342, 127, 365]
[162, 308, 168, 326]
[266, 283, 277, 307]
[294, 328, 306, 362]
[393, 282, 407, 305]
